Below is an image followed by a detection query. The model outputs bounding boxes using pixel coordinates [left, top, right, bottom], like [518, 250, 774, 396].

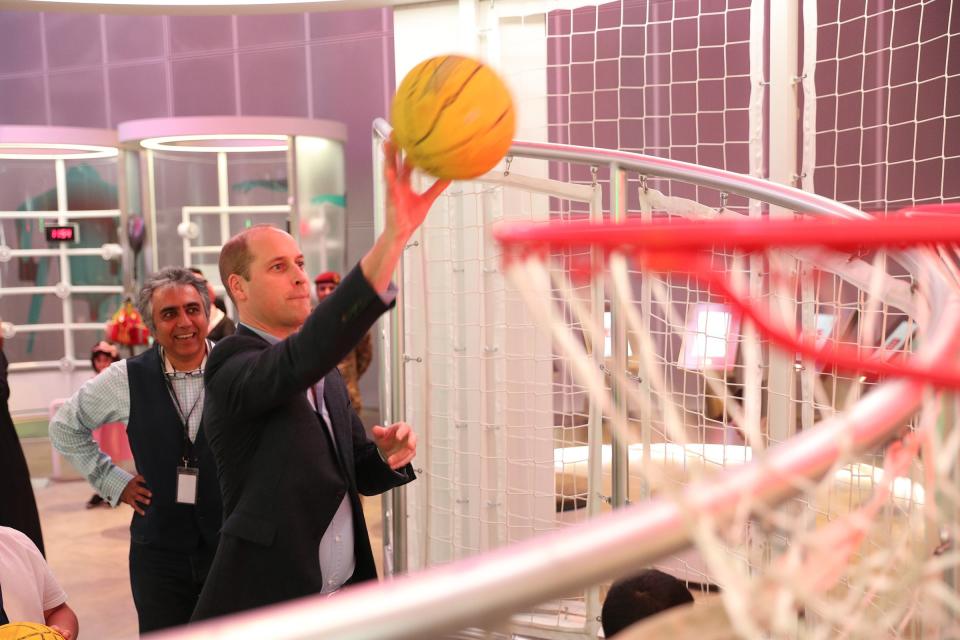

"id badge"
[176, 466, 199, 505]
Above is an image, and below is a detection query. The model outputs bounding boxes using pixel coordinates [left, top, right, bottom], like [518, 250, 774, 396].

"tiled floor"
[35, 479, 140, 640]
[33, 477, 386, 640]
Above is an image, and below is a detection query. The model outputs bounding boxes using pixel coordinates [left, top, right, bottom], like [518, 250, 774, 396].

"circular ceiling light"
[0, 142, 119, 160]
[139, 134, 289, 153]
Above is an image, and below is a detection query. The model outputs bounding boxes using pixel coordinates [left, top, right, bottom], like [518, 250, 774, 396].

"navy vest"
[126, 347, 221, 552]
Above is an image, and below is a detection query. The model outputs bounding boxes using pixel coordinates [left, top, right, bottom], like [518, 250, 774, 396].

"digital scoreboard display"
[45, 224, 78, 243]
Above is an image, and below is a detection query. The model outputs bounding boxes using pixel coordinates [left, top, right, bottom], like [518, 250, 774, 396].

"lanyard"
[162, 365, 203, 466]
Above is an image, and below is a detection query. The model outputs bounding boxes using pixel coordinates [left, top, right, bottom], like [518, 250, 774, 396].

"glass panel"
[227, 152, 288, 207]
[1, 292, 64, 325]
[295, 136, 346, 277]
[63, 160, 119, 211]
[2, 216, 62, 250]
[123, 150, 144, 217]
[73, 328, 113, 361]
[0, 255, 62, 288]
[153, 151, 219, 269]
[228, 213, 288, 237]
[73, 216, 120, 249]
[191, 213, 222, 250]
[0, 160, 58, 213]
[3, 329, 65, 364]
[71, 292, 121, 324]
[68, 255, 122, 288]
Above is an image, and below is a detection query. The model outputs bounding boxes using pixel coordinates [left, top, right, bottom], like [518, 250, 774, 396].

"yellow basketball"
[0, 622, 66, 640]
[391, 55, 516, 181]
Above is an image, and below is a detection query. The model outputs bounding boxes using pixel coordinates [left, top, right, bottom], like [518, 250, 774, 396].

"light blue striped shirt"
[239, 323, 355, 594]
[49, 344, 210, 507]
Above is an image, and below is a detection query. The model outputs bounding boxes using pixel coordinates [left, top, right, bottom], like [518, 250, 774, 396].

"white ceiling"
[0, 0, 432, 15]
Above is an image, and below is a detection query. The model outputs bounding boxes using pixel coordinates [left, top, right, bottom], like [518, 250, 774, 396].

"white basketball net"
[500, 193, 960, 638]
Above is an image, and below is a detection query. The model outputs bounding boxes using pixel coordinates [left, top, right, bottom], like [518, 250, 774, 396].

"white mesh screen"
[385, 0, 960, 637]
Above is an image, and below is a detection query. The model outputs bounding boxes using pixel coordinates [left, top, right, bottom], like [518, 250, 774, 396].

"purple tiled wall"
[0, 8, 395, 267]
[547, 0, 957, 215]
[547, 0, 754, 213]
[814, 1, 959, 211]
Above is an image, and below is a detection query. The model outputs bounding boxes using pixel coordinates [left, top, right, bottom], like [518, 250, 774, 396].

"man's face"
[315, 282, 337, 302]
[151, 284, 209, 363]
[236, 228, 311, 332]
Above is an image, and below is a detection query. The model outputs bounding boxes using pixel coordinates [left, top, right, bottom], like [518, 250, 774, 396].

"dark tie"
[311, 384, 344, 473]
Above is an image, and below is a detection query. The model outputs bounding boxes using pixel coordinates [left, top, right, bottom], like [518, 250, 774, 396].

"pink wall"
[0, 8, 396, 266]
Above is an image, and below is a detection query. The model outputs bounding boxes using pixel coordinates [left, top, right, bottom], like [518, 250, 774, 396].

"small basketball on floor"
[391, 54, 516, 181]
[0, 622, 66, 640]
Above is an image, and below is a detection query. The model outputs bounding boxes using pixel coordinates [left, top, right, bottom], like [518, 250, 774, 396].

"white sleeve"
[38, 558, 67, 612]
[1, 528, 67, 614]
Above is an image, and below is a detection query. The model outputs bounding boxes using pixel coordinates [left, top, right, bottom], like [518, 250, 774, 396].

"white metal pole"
[145, 149, 159, 274]
[766, 0, 800, 445]
[217, 152, 230, 251]
[55, 159, 74, 370]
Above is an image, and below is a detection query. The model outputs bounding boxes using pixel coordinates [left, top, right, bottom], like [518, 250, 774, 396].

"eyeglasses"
[165, 368, 203, 380]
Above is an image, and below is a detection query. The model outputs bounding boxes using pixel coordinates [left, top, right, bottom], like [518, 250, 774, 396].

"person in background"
[85, 341, 130, 509]
[314, 271, 373, 414]
[188, 267, 235, 343]
[0, 332, 45, 557]
[49, 269, 221, 634]
[601, 569, 695, 638]
[0, 525, 78, 639]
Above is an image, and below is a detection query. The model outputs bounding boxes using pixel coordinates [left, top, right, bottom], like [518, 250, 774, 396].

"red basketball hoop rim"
[493, 204, 960, 389]
[492, 206, 960, 266]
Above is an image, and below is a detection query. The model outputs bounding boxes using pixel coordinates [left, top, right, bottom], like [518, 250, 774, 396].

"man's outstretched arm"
[360, 140, 449, 293]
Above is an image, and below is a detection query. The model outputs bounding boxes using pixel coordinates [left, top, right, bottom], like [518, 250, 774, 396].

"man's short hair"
[137, 267, 210, 332]
[219, 224, 275, 304]
[601, 569, 694, 637]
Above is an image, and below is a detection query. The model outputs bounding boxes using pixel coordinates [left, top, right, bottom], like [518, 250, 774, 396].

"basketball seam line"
[419, 107, 512, 162]
[413, 63, 485, 148]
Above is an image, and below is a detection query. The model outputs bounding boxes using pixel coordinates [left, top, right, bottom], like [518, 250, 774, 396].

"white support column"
[55, 159, 74, 369]
[286, 136, 300, 244]
[145, 149, 159, 273]
[217, 152, 230, 249]
[766, 0, 800, 445]
[609, 164, 628, 511]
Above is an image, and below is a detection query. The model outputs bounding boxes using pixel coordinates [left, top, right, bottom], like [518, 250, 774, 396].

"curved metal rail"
[152, 121, 959, 640]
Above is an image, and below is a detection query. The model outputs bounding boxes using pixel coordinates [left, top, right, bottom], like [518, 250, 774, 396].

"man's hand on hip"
[120, 474, 152, 515]
[371, 422, 417, 470]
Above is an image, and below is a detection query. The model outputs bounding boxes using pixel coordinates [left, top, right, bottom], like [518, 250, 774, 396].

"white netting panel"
[807, 1, 959, 209]
[385, 0, 960, 638]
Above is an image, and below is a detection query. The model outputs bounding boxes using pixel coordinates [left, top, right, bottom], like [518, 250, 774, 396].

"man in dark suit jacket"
[192, 142, 449, 619]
